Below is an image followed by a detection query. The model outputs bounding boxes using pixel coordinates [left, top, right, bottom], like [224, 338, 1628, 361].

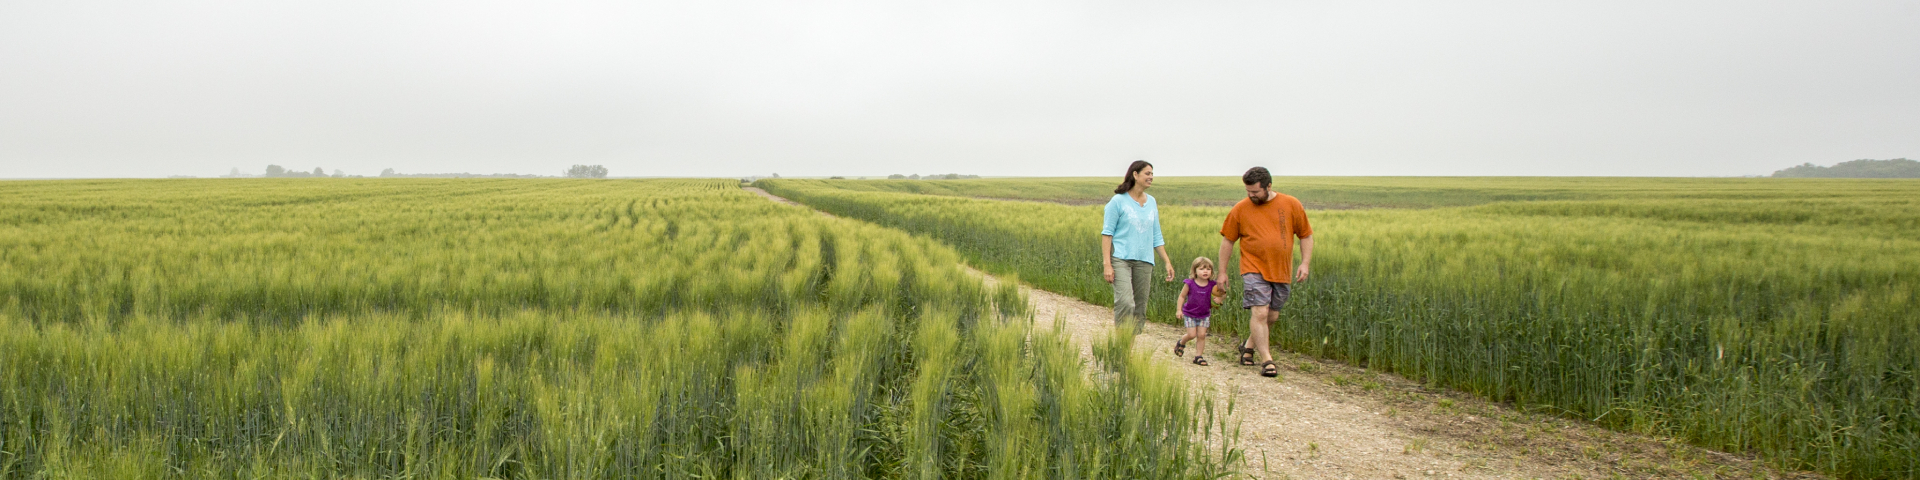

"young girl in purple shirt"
[1173, 257, 1224, 366]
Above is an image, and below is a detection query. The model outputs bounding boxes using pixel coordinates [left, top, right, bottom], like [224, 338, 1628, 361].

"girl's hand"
[1103, 264, 1114, 283]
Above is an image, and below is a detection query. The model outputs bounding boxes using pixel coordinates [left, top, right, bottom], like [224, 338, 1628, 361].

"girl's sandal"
[1260, 361, 1279, 377]
[1192, 355, 1209, 366]
[1173, 341, 1186, 357]
[1238, 345, 1256, 366]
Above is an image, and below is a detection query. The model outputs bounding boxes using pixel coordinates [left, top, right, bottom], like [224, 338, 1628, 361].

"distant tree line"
[1772, 159, 1920, 178]
[263, 165, 341, 178]
[564, 165, 609, 178]
[886, 173, 980, 180]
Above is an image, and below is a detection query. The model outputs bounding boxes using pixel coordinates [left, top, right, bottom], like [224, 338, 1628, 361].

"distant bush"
[565, 164, 609, 178]
[262, 165, 330, 178]
[1772, 158, 1920, 178]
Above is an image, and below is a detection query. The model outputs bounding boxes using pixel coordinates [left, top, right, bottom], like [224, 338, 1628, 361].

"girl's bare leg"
[1193, 326, 1207, 357]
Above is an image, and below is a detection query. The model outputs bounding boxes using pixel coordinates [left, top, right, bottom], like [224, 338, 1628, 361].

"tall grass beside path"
[757, 177, 1920, 479]
[0, 179, 1240, 478]
[758, 179, 1236, 336]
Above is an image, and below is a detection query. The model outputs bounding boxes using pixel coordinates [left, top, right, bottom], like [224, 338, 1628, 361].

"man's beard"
[1249, 191, 1269, 205]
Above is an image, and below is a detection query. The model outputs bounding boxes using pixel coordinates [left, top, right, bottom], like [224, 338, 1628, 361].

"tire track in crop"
[745, 185, 1813, 480]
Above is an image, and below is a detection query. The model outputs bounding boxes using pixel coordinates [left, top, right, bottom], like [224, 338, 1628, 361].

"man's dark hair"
[1114, 160, 1153, 194]
[1242, 166, 1272, 189]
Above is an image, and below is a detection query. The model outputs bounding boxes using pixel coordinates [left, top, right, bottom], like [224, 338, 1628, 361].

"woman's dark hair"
[1114, 160, 1153, 194]
[1242, 166, 1272, 189]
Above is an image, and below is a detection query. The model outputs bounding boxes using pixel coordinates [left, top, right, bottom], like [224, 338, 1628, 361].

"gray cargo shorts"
[1241, 273, 1291, 310]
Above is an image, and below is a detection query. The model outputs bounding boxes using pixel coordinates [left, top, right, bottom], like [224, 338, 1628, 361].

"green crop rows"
[758, 176, 1920, 479]
[0, 179, 1238, 478]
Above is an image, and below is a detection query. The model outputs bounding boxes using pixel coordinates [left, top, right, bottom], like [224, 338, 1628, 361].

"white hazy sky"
[3, 1, 1916, 178]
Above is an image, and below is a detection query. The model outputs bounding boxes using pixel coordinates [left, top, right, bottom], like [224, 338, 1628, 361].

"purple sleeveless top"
[1181, 278, 1216, 319]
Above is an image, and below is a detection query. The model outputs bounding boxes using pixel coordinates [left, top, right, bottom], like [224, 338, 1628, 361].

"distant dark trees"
[263, 165, 332, 178]
[565, 165, 609, 178]
[1773, 159, 1920, 178]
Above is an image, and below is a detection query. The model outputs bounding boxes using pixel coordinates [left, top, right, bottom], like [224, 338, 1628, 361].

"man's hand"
[1103, 263, 1115, 283]
[1294, 235, 1313, 283]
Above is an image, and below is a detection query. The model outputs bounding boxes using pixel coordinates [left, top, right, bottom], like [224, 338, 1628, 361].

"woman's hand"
[1103, 263, 1115, 283]
[1163, 264, 1175, 282]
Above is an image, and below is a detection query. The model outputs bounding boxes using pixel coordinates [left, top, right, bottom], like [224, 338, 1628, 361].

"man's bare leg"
[1261, 308, 1280, 362]
[1248, 305, 1273, 363]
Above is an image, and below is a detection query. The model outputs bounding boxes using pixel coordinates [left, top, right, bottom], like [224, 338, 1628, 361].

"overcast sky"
[3, 1, 1916, 178]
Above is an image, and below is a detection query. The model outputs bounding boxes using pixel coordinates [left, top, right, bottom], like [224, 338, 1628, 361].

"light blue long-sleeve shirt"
[1101, 193, 1165, 264]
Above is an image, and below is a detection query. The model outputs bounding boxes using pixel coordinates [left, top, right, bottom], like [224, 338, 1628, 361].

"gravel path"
[746, 186, 1816, 479]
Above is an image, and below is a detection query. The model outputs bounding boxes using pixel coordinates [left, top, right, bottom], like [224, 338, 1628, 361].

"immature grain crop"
[758, 176, 1920, 479]
[0, 179, 1239, 478]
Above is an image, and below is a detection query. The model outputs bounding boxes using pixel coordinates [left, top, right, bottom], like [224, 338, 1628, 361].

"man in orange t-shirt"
[1217, 166, 1314, 378]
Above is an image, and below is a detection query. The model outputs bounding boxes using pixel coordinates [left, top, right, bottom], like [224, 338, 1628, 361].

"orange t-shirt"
[1219, 193, 1312, 283]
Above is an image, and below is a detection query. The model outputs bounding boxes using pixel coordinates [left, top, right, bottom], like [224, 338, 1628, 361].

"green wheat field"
[0, 179, 1235, 479]
[2, 176, 1916, 478]
[758, 176, 1919, 479]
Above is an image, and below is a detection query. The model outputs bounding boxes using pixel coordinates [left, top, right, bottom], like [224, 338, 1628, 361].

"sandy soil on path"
[745, 186, 1816, 480]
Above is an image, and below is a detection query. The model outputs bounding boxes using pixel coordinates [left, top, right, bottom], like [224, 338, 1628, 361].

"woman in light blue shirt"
[1102, 160, 1175, 331]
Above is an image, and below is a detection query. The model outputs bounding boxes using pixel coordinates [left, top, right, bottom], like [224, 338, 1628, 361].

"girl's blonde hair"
[1189, 257, 1215, 278]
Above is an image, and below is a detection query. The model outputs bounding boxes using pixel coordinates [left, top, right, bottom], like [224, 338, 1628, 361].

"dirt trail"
[745, 186, 1814, 479]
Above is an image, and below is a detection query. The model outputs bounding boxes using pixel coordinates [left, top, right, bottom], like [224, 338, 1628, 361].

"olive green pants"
[1111, 257, 1154, 331]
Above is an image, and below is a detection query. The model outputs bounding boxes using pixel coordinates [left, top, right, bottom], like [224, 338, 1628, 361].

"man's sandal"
[1238, 345, 1256, 366]
[1173, 341, 1186, 357]
[1192, 355, 1210, 366]
[1260, 361, 1279, 377]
